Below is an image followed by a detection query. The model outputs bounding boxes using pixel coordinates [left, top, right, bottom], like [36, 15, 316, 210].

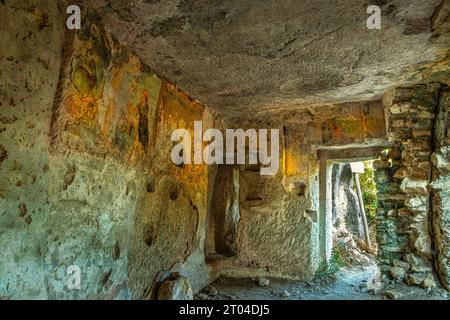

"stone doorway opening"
[329, 160, 378, 271]
[317, 145, 388, 266]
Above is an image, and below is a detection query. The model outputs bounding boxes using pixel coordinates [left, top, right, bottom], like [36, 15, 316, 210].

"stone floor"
[196, 264, 449, 300]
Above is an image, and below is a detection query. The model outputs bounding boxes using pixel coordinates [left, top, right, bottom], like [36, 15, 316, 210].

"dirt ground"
[196, 264, 449, 300]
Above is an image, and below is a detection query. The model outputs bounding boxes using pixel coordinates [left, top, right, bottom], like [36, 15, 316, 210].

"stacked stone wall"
[376, 83, 450, 290]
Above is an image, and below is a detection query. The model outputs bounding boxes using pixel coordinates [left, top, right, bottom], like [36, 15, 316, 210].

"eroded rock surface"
[80, 0, 449, 120]
[0, 0, 449, 300]
[157, 274, 193, 300]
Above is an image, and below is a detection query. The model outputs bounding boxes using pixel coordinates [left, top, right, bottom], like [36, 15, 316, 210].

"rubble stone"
[157, 275, 194, 300]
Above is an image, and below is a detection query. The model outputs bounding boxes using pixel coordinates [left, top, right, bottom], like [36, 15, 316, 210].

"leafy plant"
[315, 245, 349, 278]
[358, 160, 378, 224]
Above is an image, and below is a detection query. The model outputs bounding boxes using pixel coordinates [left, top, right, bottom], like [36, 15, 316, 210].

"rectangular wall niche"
[207, 165, 240, 257]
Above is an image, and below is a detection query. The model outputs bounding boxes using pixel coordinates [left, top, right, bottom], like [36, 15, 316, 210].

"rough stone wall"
[283, 100, 386, 149]
[215, 101, 387, 280]
[128, 83, 213, 299]
[233, 160, 319, 280]
[0, 2, 212, 299]
[206, 124, 321, 281]
[431, 85, 450, 290]
[376, 83, 450, 290]
[0, 0, 84, 299]
[50, 18, 162, 167]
